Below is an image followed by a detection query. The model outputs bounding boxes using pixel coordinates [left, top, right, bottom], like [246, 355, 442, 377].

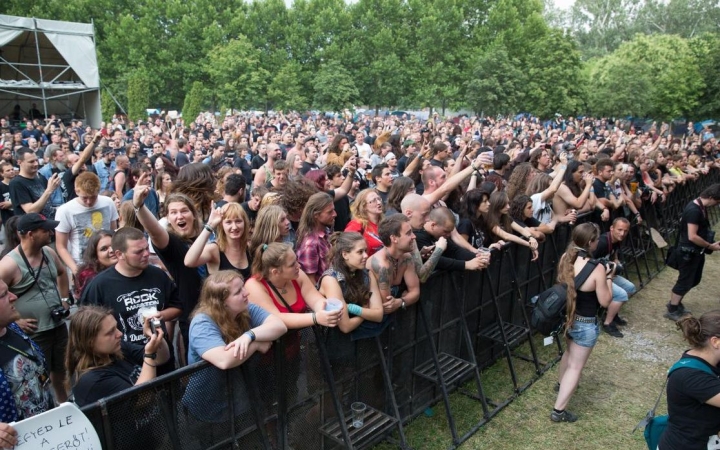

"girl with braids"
[660, 311, 720, 449]
[318, 233, 383, 335]
[552, 223, 613, 423]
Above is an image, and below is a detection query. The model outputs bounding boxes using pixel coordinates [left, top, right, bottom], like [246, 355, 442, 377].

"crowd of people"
[0, 110, 718, 447]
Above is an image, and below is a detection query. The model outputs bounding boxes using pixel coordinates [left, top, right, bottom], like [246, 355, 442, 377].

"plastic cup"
[138, 306, 158, 321]
[630, 182, 638, 194]
[351, 402, 366, 428]
[325, 298, 343, 312]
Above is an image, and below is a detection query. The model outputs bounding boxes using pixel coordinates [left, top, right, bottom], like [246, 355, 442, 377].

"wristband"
[347, 303, 362, 317]
[143, 360, 157, 367]
[203, 224, 216, 234]
[143, 353, 157, 360]
[244, 330, 256, 342]
[471, 163, 478, 171]
[312, 312, 318, 326]
[61, 297, 69, 303]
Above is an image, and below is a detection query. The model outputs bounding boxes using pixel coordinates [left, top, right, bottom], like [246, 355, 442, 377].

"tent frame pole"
[32, 19, 48, 119]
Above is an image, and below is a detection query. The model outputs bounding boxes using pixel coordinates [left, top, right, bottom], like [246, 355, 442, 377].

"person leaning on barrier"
[66, 305, 170, 407]
[414, 207, 489, 272]
[318, 233, 384, 338]
[665, 184, 720, 322]
[245, 242, 343, 329]
[0, 280, 54, 449]
[366, 215, 421, 316]
[552, 223, 614, 423]
[659, 312, 720, 450]
[0, 213, 70, 403]
[592, 217, 635, 338]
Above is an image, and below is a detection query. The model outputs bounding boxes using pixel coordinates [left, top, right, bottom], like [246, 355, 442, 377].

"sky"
[553, 0, 575, 9]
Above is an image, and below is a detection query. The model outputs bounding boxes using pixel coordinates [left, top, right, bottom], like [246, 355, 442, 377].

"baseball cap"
[17, 213, 59, 233]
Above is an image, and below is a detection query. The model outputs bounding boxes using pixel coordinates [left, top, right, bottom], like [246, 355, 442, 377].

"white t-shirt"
[356, 142, 373, 160]
[55, 196, 119, 264]
[531, 193, 553, 224]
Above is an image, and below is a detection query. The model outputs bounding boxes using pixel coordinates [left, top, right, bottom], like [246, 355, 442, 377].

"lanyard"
[0, 333, 40, 365]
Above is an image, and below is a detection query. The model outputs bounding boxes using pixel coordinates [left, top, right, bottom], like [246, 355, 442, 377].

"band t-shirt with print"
[0, 328, 53, 421]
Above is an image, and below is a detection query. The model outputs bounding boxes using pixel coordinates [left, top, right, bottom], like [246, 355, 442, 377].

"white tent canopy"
[0, 14, 101, 127]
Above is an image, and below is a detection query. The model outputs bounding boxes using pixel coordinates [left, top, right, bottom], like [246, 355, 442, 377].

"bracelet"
[203, 224, 216, 234]
[143, 360, 157, 367]
[400, 299, 407, 310]
[144, 353, 157, 360]
[347, 303, 362, 317]
[61, 297, 69, 303]
[471, 171, 478, 177]
[471, 163, 478, 171]
[133, 204, 142, 214]
[244, 330, 256, 342]
[312, 312, 318, 326]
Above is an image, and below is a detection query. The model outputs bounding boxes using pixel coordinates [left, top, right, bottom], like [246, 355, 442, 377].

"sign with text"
[10, 402, 101, 450]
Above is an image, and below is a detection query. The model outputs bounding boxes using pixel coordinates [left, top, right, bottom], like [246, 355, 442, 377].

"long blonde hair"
[350, 189, 383, 231]
[249, 205, 288, 255]
[557, 223, 600, 333]
[191, 270, 250, 343]
[215, 202, 250, 253]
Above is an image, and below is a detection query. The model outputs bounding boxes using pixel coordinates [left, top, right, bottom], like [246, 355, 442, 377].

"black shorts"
[672, 251, 705, 296]
[31, 325, 68, 374]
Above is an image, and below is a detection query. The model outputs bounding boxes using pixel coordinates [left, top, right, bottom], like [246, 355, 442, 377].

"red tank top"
[258, 278, 307, 313]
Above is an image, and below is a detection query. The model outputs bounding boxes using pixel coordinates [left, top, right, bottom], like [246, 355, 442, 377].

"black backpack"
[530, 260, 599, 336]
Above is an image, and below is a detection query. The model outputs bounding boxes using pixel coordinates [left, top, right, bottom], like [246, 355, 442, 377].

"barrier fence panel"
[79, 174, 720, 450]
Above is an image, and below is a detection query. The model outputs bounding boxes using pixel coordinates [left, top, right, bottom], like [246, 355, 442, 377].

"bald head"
[401, 193, 432, 229]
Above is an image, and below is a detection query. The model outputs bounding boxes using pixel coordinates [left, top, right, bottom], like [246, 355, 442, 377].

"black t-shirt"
[72, 341, 143, 407]
[377, 189, 389, 204]
[592, 232, 616, 259]
[80, 265, 181, 344]
[330, 189, 351, 232]
[8, 175, 54, 218]
[241, 201, 258, 226]
[660, 354, 720, 450]
[679, 201, 710, 250]
[457, 218, 487, 249]
[251, 155, 266, 171]
[300, 161, 319, 175]
[0, 182, 14, 224]
[414, 228, 476, 272]
[153, 233, 204, 324]
[233, 157, 252, 183]
[60, 169, 78, 202]
[513, 217, 541, 229]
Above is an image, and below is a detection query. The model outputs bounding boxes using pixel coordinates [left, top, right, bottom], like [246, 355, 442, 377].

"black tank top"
[575, 290, 599, 317]
[218, 248, 251, 280]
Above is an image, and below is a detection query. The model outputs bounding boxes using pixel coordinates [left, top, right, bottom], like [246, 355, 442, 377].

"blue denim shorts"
[567, 318, 600, 348]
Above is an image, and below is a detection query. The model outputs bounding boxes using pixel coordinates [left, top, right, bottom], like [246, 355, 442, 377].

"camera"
[149, 317, 162, 335]
[50, 307, 70, 321]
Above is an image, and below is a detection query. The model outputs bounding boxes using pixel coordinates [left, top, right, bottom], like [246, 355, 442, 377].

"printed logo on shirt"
[117, 288, 161, 310]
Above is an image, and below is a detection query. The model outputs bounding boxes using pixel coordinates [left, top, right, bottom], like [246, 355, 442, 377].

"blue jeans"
[568, 319, 600, 348]
[612, 275, 636, 302]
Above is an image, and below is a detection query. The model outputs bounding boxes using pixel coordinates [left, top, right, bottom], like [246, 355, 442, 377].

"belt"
[574, 315, 597, 324]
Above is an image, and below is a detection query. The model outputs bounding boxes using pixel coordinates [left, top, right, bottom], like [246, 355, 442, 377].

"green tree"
[313, 61, 359, 112]
[205, 37, 269, 110]
[267, 62, 308, 111]
[182, 81, 207, 124]
[689, 33, 720, 119]
[465, 47, 526, 116]
[126, 69, 150, 122]
[100, 89, 119, 122]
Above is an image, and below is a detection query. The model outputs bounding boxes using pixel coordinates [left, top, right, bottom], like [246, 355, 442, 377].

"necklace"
[387, 253, 400, 273]
[278, 281, 290, 294]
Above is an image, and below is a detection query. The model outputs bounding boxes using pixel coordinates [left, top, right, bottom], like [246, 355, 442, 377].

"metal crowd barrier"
[80, 173, 720, 450]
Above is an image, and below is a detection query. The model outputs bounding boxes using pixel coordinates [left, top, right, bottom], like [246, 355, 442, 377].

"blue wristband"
[244, 330, 256, 342]
[347, 303, 362, 317]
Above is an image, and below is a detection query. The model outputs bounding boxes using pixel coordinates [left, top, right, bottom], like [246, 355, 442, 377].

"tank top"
[575, 290, 600, 318]
[216, 246, 251, 281]
[258, 278, 306, 313]
[8, 248, 61, 333]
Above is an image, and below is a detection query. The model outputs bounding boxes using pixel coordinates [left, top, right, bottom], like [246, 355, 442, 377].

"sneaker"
[677, 304, 692, 315]
[602, 323, 624, 338]
[551, 409, 578, 423]
[664, 309, 686, 322]
[612, 315, 628, 326]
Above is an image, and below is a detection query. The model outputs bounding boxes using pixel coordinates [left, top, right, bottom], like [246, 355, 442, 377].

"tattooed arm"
[368, 253, 393, 300]
[411, 238, 446, 283]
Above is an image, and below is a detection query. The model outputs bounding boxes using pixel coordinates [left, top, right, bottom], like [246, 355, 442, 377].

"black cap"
[17, 213, 59, 233]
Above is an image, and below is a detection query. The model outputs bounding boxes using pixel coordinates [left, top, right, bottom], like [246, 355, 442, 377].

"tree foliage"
[312, 61, 359, 112]
[126, 69, 150, 122]
[182, 81, 207, 125]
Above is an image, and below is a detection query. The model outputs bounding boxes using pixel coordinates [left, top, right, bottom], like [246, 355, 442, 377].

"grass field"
[375, 243, 720, 450]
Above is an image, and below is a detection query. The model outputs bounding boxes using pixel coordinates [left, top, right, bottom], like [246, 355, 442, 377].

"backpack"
[634, 358, 715, 450]
[529, 260, 598, 336]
